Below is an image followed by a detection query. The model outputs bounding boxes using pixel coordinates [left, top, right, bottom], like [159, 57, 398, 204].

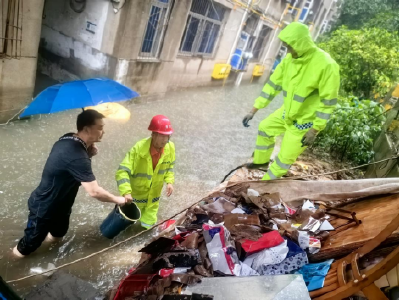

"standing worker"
[116, 115, 175, 229]
[242, 22, 340, 180]
[13, 110, 130, 257]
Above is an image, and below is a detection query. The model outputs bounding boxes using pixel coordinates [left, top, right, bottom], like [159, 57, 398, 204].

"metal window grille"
[252, 25, 272, 60]
[139, 0, 173, 59]
[179, 0, 225, 56]
[243, 14, 258, 53]
[0, 0, 23, 58]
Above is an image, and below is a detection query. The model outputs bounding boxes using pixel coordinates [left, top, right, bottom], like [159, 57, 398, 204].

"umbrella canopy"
[20, 78, 139, 118]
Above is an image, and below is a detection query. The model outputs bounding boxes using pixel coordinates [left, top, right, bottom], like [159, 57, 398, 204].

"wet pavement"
[0, 82, 282, 296]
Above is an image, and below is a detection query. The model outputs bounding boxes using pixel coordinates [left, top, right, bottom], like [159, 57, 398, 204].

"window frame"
[251, 23, 273, 62]
[138, 0, 173, 60]
[178, 1, 225, 58]
[299, 0, 314, 23]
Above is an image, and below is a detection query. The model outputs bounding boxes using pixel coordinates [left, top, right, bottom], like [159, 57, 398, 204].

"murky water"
[0, 83, 282, 296]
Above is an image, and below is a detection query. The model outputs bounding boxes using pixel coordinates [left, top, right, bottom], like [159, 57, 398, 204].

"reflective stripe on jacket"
[115, 137, 175, 204]
[254, 22, 340, 132]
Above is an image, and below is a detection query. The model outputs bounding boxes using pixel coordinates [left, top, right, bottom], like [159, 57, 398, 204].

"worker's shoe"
[12, 246, 25, 258]
[245, 162, 270, 170]
[44, 232, 62, 243]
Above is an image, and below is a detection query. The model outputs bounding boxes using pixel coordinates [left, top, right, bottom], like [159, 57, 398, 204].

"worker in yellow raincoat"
[242, 22, 340, 180]
[115, 115, 175, 228]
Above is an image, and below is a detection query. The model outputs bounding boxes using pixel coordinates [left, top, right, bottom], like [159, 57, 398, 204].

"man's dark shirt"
[28, 133, 96, 218]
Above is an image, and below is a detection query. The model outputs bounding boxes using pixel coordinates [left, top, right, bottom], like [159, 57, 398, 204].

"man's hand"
[166, 184, 174, 197]
[124, 194, 133, 205]
[242, 113, 254, 127]
[301, 128, 319, 147]
[242, 108, 258, 127]
[87, 144, 98, 158]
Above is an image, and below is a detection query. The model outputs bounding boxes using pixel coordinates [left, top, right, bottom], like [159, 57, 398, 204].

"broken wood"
[310, 194, 399, 262]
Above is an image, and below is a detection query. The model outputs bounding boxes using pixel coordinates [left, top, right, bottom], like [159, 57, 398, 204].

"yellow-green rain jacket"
[116, 138, 175, 205]
[254, 22, 340, 131]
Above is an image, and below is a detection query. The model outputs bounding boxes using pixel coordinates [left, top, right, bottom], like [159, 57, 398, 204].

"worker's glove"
[301, 128, 319, 147]
[242, 112, 255, 127]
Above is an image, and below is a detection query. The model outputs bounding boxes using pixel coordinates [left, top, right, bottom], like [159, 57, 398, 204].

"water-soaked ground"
[0, 83, 282, 296]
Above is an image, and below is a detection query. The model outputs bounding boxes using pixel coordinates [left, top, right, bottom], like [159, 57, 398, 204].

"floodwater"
[0, 82, 282, 296]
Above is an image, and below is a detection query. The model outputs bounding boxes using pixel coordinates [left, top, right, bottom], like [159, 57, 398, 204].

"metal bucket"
[100, 203, 141, 239]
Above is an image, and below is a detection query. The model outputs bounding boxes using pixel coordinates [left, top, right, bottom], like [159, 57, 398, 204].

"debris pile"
[109, 184, 349, 300]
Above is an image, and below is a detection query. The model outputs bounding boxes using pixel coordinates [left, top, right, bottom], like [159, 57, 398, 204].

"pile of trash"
[110, 184, 339, 300]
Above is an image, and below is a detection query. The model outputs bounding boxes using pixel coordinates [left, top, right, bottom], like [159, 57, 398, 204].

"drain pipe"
[262, 5, 288, 67]
[226, 0, 251, 87]
[227, 0, 251, 65]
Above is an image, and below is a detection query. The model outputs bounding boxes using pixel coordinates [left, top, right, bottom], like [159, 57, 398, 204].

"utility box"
[212, 64, 231, 79]
[252, 64, 265, 77]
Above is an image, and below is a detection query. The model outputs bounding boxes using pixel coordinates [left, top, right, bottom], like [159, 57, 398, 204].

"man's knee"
[49, 214, 71, 238]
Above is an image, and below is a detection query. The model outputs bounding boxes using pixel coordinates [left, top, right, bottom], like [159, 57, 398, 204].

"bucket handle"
[118, 204, 141, 222]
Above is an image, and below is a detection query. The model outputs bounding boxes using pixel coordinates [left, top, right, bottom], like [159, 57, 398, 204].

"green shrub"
[318, 27, 399, 99]
[315, 96, 386, 164]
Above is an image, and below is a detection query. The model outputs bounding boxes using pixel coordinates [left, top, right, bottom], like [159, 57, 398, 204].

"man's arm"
[254, 58, 286, 110]
[243, 58, 286, 127]
[313, 62, 340, 132]
[164, 143, 175, 197]
[115, 147, 136, 197]
[81, 181, 128, 205]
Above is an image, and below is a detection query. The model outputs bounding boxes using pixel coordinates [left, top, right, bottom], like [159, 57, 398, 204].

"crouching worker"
[13, 110, 130, 257]
[115, 115, 175, 229]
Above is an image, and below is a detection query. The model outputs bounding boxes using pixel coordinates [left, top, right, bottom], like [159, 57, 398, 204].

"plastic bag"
[244, 240, 289, 273]
[203, 222, 241, 275]
[297, 259, 334, 291]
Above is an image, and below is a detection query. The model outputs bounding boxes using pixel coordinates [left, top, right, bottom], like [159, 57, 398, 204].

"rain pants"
[253, 22, 340, 180]
[116, 138, 175, 228]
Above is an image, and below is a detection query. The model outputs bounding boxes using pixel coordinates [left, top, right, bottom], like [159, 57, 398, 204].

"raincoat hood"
[278, 22, 316, 57]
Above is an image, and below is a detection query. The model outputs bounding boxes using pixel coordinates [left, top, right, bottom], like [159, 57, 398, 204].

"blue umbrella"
[20, 78, 139, 118]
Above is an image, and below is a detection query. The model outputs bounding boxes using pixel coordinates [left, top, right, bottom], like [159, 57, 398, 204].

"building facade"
[0, 0, 45, 123]
[0, 0, 340, 122]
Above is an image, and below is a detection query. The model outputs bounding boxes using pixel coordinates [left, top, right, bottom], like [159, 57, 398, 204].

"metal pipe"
[226, 0, 252, 64]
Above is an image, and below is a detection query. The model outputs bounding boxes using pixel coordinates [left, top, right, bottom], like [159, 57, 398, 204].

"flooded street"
[0, 84, 282, 296]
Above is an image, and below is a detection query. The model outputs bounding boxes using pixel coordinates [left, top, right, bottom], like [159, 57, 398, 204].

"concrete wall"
[0, 0, 45, 123]
[39, 0, 121, 81]
[35, 0, 338, 98]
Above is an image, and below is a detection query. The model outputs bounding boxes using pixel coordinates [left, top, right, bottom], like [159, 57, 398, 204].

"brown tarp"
[222, 178, 399, 207]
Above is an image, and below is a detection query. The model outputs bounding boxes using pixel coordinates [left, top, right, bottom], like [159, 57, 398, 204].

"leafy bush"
[315, 96, 386, 164]
[318, 27, 399, 99]
[334, 0, 398, 30]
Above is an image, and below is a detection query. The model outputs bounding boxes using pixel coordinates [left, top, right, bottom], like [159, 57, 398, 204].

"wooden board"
[311, 194, 399, 262]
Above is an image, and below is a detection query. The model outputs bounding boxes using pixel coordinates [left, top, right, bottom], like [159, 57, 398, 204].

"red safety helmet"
[148, 115, 173, 135]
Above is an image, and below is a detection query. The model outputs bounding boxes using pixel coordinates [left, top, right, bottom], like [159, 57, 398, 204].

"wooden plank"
[314, 247, 399, 300]
[362, 284, 388, 300]
[311, 194, 399, 262]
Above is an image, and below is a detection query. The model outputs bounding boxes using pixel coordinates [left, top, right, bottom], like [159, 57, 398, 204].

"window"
[319, 20, 328, 35]
[299, 0, 314, 23]
[252, 25, 272, 60]
[1, 0, 23, 58]
[243, 15, 258, 53]
[139, 0, 173, 58]
[287, 0, 299, 14]
[179, 0, 225, 56]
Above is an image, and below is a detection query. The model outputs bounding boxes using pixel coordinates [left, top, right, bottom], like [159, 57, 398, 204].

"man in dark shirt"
[13, 110, 131, 257]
